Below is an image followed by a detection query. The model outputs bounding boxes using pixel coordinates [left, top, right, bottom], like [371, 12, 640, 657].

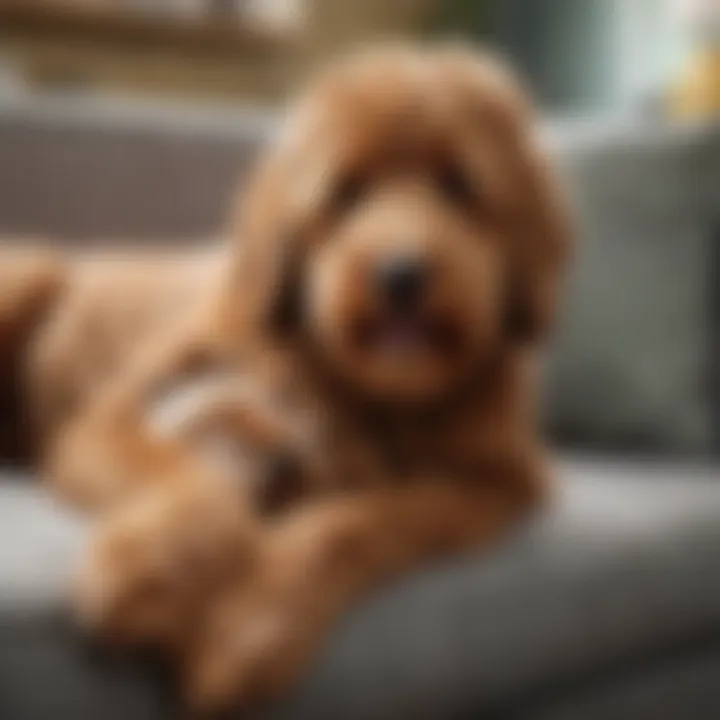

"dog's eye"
[332, 174, 365, 214]
[437, 165, 476, 207]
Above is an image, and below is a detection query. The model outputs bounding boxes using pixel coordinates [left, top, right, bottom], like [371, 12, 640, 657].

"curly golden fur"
[58, 359, 329, 678]
[0, 242, 225, 465]
[14, 44, 571, 712]
[230, 47, 568, 398]
[28, 248, 223, 447]
[176, 44, 571, 709]
[73, 387, 320, 653]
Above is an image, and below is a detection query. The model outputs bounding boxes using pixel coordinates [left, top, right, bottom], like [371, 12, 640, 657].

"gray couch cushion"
[546, 121, 720, 455]
[1, 460, 720, 719]
[523, 652, 720, 720]
[0, 613, 175, 720]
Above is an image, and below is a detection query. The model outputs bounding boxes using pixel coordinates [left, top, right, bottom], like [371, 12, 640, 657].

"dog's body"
[1, 45, 571, 712]
[1, 250, 329, 655]
[0, 243, 224, 459]
[27, 247, 224, 444]
[186, 46, 571, 709]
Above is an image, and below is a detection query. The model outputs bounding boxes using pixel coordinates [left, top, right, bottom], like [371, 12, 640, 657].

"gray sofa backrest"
[0, 96, 274, 241]
[0, 96, 717, 455]
[546, 121, 719, 456]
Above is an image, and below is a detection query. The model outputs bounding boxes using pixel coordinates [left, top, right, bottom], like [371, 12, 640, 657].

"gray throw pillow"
[543, 121, 719, 455]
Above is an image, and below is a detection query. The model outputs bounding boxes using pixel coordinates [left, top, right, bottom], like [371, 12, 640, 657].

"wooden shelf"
[0, 1, 299, 56]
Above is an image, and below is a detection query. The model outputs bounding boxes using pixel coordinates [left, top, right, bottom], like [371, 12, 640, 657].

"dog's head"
[233, 45, 571, 404]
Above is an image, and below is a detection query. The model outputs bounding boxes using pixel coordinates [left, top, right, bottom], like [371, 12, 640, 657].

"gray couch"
[0, 95, 718, 719]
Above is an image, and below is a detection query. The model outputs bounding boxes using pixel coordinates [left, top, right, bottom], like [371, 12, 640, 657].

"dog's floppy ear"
[502, 120, 572, 343]
[225, 150, 305, 340]
[439, 48, 573, 344]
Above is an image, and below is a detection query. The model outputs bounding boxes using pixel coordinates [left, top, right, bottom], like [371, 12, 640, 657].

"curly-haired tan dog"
[42, 44, 571, 711]
[182, 45, 571, 710]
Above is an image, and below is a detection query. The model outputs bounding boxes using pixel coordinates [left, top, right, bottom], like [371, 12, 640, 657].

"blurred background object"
[670, 0, 720, 118]
[0, 0, 710, 113]
[0, 0, 438, 102]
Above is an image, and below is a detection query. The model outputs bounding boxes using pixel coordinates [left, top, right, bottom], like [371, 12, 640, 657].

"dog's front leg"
[187, 471, 546, 712]
[45, 398, 196, 510]
[42, 334, 219, 510]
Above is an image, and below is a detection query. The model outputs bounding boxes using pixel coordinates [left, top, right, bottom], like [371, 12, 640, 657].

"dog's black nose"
[377, 257, 429, 308]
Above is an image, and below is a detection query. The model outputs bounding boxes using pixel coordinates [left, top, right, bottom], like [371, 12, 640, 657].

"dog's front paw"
[185, 573, 326, 715]
[184, 529, 333, 713]
[75, 479, 258, 650]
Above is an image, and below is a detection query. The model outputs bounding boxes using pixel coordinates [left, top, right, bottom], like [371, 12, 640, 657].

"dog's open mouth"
[353, 311, 461, 357]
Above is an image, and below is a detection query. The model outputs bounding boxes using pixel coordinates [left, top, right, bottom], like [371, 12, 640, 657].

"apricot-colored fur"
[29, 248, 223, 445]
[73, 390, 322, 656]
[19, 44, 571, 713]
[188, 45, 570, 710]
[0, 242, 224, 464]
